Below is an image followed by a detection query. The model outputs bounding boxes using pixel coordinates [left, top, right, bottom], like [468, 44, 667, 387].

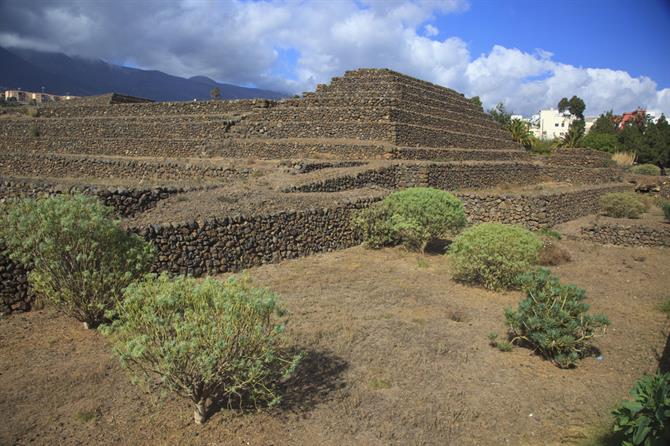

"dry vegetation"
[2, 238, 669, 445]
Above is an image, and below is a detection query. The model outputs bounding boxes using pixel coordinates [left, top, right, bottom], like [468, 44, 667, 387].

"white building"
[530, 109, 575, 140]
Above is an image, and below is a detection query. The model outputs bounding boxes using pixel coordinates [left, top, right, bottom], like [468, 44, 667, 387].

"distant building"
[527, 108, 597, 140]
[529, 109, 574, 140]
[3, 89, 78, 103]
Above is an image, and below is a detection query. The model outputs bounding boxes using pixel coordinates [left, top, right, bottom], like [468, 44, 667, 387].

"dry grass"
[612, 151, 636, 168]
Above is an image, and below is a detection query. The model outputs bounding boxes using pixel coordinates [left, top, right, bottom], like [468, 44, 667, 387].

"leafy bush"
[612, 372, 670, 446]
[353, 187, 467, 251]
[600, 192, 646, 218]
[103, 274, 302, 424]
[662, 201, 670, 222]
[448, 223, 542, 290]
[0, 194, 154, 327]
[630, 164, 661, 176]
[582, 132, 620, 153]
[504, 269, 609, 368]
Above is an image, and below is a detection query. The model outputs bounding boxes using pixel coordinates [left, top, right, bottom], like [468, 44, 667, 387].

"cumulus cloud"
[0, 0, 666, 116]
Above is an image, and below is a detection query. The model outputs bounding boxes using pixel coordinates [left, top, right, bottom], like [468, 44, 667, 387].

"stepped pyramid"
[0, 67, 525, 160]
[238, 68, 523, 153]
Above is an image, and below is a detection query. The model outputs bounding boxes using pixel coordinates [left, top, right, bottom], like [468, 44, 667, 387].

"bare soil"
[2, 239, 669, 446]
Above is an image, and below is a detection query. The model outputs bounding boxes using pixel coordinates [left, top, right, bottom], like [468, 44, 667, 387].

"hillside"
[0, 47, 286, 101]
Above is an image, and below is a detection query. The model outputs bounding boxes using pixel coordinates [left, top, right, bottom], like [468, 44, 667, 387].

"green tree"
[589, 110, 619, 134]
[210, 87, 221, 100]
[560, 120, 585, 148]
[488, 102, 512, 127]
[581, 132, 619, 152]
[508, 118, 533, 149]
[558, 95, 586, 120]
[468, 96, 483, 111]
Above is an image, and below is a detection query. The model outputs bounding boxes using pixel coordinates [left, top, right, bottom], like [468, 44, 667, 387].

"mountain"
[0, 47, 286, 101]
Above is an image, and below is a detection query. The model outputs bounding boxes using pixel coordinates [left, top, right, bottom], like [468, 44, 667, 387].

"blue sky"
[1, 0, 668, 116]
[435, 0, 670, 88]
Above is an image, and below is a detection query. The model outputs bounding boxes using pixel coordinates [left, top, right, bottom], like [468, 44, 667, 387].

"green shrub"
[612, 372, 670, 445]
[29, 121, 40, 137]
[103, 274, 302, 424]
[600, 192, 646, 218]
[0, 194, 154, 327]
[448, 223, 542, 290]
[504, 269, 609, 368]
[353, 187, 467, 251]
[630, 164, 661, 176]
[662, 202, 670, 222]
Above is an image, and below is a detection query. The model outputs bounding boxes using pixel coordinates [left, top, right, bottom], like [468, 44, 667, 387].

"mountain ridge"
[0, 47, 286, 101]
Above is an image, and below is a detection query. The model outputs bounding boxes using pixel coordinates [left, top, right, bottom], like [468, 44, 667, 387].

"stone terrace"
[0, 68, 629, 313]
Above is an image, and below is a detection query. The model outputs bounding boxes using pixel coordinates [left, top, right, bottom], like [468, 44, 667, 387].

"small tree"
[103, 274, 302, 424]
[210, 87, 221, 100]
[508, 118, 533, 149]
[0, 194, 154, 327]
[558, 95, 586, 120]
[560, 120, 585, 148]
[488, 102, 512, 127]
[468, 96, 483, 111]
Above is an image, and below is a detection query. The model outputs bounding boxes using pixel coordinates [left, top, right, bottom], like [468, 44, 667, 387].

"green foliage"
[630, 164, 661, 176]
[659, 297, 670, 317]
[600, 192, 646, 219]
[530, 137, 558, 154]
[210, 87, 221, 100]
[353, 187, 467, 251]
[558, 95, 586, 120]
[560, 120, 586, 148]
[29, 121, 40, 137]
[0, 194, 154, 326]
[583, 132, 620, 153]
[662, 202, 670, 222]
[612, 372, 670, 446]
[537, 227, 562, 240]
[103, 274, 302, 424]
[582, 111, 670, 167]
[508, 118, 533, 149]
[488, 102, 512, 127]
[504, 268, 609, 368]
[590, 111, 619, 135]
[449, 223, 542, 290]
[468, 96, 483, 111]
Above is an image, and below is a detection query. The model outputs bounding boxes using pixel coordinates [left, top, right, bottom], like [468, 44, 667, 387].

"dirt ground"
[1, 239, 669, 446]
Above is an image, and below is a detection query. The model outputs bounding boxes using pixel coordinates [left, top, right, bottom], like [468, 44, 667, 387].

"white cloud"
[424, 24, 439, 37]
[0, 0, 666, 116]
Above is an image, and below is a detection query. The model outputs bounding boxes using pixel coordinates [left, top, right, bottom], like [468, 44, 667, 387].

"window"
[555, 123, 559, 127]
[561, 122, 565, 127]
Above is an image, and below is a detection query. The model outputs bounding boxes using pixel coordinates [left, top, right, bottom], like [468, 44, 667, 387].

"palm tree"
[559, 120, 585, 148]
[507, 118, 533, 149]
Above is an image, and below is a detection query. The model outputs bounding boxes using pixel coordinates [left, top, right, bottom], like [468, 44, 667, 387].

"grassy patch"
[75, 409, 99, 423]
[660, 298, 670, 318]
[369, 377, 392, 390]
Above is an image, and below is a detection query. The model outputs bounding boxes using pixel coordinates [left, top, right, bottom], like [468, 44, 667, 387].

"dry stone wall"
[290, 163, 622, 193]
[0, 153, 249, 182]
[459, 184, 632, 229]
[0, 178, 207, 217]
[133, 197, 380, 277]
[580, 223, 670, 247]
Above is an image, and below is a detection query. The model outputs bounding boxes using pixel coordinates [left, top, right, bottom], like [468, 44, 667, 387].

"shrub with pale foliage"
[103, 274, 302, 424]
